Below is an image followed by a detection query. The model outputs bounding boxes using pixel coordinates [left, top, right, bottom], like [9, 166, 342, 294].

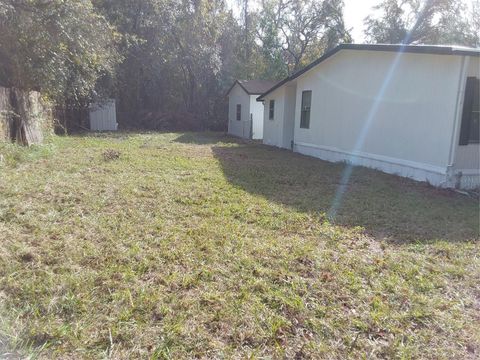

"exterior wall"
[263, 87, 286, 148]
[250, 95, 264, 139]
[282, 85, 297, 149]
[89, 99, 118, 131]
[228, 84, 251, 139]
[292, 50, 463, 187]
[453, 56, 480, 189]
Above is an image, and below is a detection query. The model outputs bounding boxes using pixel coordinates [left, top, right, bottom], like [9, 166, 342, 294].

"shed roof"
[227, 79, 279, 96]
[257, 43, 480, 101]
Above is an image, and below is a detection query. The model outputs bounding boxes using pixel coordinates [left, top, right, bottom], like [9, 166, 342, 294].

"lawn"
[0, 132, 479, 359]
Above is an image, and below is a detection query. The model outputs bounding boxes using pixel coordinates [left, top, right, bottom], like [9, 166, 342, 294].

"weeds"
[0, 132, 478, 359]
[102, 149, 121, 161]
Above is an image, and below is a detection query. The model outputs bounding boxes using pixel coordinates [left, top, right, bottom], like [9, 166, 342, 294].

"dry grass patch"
[0, 132, 479, 359]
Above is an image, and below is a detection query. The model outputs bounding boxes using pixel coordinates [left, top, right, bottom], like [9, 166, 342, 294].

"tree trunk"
[0, 87, 13, 141]
[12, 89, 42, 145]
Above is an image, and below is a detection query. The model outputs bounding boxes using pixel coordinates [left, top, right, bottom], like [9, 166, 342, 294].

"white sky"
[343, 0, 380, 42]
[226, 0, 380, 43]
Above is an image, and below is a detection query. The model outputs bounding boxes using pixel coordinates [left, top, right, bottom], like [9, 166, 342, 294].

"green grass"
[0, 132, 479, 359]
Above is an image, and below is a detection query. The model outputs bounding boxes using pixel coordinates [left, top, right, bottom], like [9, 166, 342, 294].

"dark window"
[269, 100, 275, 120]
[300, 90, 312, 129]
[236, 104, 241, 121]
[459, 77, 480, 145]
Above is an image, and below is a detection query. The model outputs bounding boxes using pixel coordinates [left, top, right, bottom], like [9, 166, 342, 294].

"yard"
[0, 132, 479, 359]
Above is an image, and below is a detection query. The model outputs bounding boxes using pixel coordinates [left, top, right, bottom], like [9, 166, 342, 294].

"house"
[227, 80, 278, 139]
[257, 44, 480, 190]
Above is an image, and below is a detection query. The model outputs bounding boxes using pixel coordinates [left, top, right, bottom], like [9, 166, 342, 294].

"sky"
[226, 0, 380, 43]
[343, 0, 379, 42]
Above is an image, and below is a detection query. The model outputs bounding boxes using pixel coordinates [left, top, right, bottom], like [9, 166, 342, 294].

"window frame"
[236, 104, 241, 121]
[300, 90, 312, 129]
[269, 100, 275, 120]
[459, 77, 480, 145]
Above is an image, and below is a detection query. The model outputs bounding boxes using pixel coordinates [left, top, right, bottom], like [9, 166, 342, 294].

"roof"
[257, 43, 480, 101]
[227, 79, 279, 96]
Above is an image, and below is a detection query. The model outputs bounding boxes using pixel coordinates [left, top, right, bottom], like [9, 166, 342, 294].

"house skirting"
[294, 142, 479, 190]
[452, 170, 480, 190]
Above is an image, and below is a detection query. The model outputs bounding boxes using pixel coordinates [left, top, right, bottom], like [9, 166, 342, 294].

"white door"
[242, 114, 252, 139]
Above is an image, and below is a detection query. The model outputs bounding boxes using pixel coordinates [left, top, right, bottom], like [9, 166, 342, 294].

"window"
[269, 100, 275, 120]
[236, 104, 241, 121]
[300, 90, 312, 129]
[459, 77, 480, 145]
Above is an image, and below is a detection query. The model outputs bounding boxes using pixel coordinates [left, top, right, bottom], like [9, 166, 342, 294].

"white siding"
[291, 50, 463, 187]
[89, 99, 117, 131]
[454, 56, 480, 186]
[228, 84, 251, 139]
[282, 85, 297, 149]
[249, 95, 264, 139]
[263, 87, 286, 148]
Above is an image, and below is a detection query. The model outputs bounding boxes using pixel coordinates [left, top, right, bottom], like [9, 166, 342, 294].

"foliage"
[365, 0, 480, 46]
[256, 0, 351, 75]
[0, 0, 120, 106]
[1, 0, 478, 131]
[0, 132, 479, 358]
[95, 0, 241, 129]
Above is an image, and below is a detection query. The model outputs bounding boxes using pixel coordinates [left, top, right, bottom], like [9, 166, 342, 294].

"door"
[283, 85, 297, 149]
[242, 113, 252, 139]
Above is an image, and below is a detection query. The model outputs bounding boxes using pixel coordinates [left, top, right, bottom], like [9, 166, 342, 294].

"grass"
[0, 132, 479, 359]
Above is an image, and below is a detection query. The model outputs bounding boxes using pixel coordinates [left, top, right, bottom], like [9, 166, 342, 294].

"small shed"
[89, 99, 118, 131]
[226, 80, 277, 140]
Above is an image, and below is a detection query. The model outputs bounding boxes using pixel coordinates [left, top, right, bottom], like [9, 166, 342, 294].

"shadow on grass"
[174, 132, 239, 145]
[67, 130, 237, 145]
[212, 144, 479, 243]
[66, 130, 149, 140]
[70, 130, 235, 143]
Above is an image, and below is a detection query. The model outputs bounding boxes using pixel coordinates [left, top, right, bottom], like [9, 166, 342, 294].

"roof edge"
[257, 43, 480, 101]
[225, 80, 248, 97]
[226, 79, 278, 97]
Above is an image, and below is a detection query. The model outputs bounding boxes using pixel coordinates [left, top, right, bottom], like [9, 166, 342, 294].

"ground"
[0, 132, 479, 359]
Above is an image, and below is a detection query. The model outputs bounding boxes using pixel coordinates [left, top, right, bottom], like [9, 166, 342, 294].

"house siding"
[263, 87, 287, 148]
[291, 50, 463, 187]
[228, 84, 251, 139]
[249, 95, 264, 139]
[453, 56, 480, 189]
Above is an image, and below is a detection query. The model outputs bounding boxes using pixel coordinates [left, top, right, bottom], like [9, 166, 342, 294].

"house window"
[300, 90, 312, 129]
[459, 77, 480, 145]
[269, 100, 275, 120]
[236, 104, 241, 121]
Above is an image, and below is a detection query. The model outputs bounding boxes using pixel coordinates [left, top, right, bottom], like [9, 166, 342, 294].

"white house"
[227, 80, 278, 139]
[257, 44, 480, 190]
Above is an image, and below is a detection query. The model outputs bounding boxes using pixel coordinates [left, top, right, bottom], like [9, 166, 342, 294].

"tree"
[256, 0, 351, 75]
[0, 0, 354, 133]
[95, 0, 243, 128]
[0, 0, 119, 106]
[365, 0, 479, 47]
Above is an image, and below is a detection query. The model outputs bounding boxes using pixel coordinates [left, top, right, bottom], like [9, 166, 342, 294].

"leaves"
[3, 0, 476, 131]
[364, 0, 479, 46]
[0, 0, 120, 106]
[256, 0, 351, 75]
